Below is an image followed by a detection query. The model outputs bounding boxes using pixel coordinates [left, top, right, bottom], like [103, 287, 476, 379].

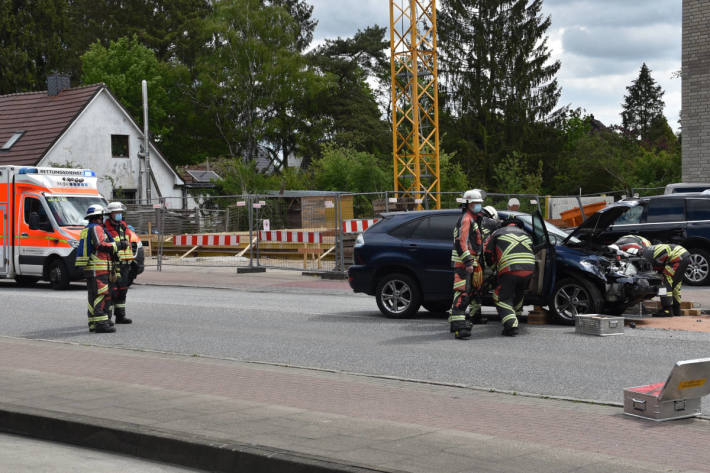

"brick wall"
[682, 0, 710, 181]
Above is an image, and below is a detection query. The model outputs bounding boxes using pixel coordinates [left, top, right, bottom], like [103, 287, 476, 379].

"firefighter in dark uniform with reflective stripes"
[469, 205, 500, 325]
[75, 205, 123, 333]
[103, 202, 133, 325]
[484, 217, 535, 336]
[643, 244, 689, 317]
[449, 189, 485, 339]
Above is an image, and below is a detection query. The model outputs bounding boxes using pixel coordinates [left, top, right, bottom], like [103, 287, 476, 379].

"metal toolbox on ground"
[575, 314, 624, 336]
[624, 358, 710, 421]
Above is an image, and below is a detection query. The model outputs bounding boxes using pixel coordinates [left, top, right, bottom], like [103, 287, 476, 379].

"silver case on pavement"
[575, 314, 624, 336]
[624, 358, 710, 421]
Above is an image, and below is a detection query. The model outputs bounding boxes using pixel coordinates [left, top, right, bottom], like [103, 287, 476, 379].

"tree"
[439, 0, 561, 182]
[0, 0, 72, 94]
[195, 0, 327, 167]
[308, 26, 391, 162]
[621, 63, 665, 140]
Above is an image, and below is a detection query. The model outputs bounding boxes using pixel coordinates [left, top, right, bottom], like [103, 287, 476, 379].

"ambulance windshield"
[45, 196, 107, 226]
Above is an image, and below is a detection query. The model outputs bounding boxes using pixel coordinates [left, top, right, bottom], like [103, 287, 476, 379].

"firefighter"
[75, 205, 123, 333]
[469, 205, 501, 325]
[103, 202, 133, 324]
[449, 189, 485, 339]
[643, 244, 690, 317]
[483, 217, 535, 337]
[610, 234, 651, 255]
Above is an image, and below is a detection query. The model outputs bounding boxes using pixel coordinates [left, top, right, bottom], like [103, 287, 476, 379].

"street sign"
[236, 201, 246, 207]
[388, 197, 398, 203]
[263, 219, 270, 231]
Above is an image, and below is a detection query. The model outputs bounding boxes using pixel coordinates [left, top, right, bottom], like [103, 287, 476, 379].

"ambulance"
[0, 166, 108, 289]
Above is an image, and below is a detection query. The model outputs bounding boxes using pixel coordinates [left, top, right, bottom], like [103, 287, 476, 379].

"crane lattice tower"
[389, 0, 441, 209]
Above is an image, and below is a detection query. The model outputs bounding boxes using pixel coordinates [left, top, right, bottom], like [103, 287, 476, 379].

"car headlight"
[354, 233, 365, 248]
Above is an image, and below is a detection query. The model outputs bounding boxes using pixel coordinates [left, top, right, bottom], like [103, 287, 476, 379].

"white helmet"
[457, 189, 484, 204]
[85, 205, 105, 219]
[104, 202, 126, 214]
[483, 205, 498, 220]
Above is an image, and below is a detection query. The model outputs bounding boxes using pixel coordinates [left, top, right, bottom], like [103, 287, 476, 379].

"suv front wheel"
[375, 272, 422, 318]
[550, 277, 602, 325]
[685, 249, 710, 286]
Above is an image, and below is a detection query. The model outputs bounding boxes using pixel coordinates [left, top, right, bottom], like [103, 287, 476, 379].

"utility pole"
[142, 80, 152, 204]
[389, 0, 441, 209]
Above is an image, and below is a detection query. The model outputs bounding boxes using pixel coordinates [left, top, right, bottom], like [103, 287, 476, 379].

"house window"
[111, 134, 129, 158]
[1, 131, 25, 151]
[113, 188, 137, 202]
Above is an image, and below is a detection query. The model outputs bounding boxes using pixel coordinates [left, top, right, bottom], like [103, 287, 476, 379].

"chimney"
[47, 73, 71, 96]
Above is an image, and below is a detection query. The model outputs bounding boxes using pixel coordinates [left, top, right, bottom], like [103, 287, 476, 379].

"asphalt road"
[3, 281, 710, 412]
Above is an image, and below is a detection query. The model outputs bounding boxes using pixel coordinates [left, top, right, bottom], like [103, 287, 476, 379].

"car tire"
[48, 259, 70, 290]
[422, 300, 450, 314]
[684, 248, 710, 286]
[549, 277, 602, 325]
[375, 272, 421, 318]
[14, 275, 39, 287]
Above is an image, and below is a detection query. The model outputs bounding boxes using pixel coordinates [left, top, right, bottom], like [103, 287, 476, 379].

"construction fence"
[122, 188, 664, 273]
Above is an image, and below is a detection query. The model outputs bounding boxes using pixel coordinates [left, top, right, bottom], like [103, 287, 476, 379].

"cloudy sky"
[307, 0, 682, 131]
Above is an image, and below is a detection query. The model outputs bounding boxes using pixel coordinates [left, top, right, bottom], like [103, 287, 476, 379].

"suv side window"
[389, 218, 423, 239]
[412, 214, 459, 240]
[646, 198, 684, 223]
[614, 205, 644, 225]
[686, 198, 710, 221]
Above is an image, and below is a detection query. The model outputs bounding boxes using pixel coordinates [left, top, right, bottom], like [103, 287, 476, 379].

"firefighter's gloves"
[472, 265, 483, 289]
[117, 240, 128, 251]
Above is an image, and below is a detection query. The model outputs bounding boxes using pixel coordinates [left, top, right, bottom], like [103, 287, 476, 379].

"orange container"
[559, 201, 607, 227]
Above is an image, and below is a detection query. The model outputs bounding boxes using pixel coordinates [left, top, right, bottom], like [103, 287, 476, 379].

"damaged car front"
[553, 202, 662, 320]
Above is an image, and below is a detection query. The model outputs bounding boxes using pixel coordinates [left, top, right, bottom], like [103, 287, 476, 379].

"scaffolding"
[389, 0, 441, 209]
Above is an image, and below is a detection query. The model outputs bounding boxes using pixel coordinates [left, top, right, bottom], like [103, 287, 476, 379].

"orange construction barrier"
[559, 201, 607, 227]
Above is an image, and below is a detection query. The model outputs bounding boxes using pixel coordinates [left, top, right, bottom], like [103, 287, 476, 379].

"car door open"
[530, 211, 556, 298]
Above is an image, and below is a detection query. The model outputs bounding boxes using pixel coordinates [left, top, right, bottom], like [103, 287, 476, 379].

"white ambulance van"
[0, 166, 107, 289]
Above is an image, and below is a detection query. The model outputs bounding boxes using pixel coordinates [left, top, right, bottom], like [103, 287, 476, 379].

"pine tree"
[438, 0, 560, 182]
[621, 63, 665, 140]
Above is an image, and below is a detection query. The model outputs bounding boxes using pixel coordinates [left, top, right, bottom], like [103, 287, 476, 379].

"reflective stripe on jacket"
[484, 226, 535, 275]
[104, 219, 133, 262]
[78, 224, 117, 270]
[451, 209, 481, 267]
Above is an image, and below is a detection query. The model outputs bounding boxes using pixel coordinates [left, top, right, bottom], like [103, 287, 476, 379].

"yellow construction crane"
[389, 0, 441, 209]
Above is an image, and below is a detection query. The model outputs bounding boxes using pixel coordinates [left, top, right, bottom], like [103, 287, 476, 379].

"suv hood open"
[563, 200, 640, 245]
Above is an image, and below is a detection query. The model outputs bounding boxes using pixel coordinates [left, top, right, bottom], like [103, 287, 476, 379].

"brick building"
[682, 0, 710, 181]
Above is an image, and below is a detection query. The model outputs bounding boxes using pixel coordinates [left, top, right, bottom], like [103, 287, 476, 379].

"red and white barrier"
[173, 234, 240, 247]
[342, 219, 379, 233]
[259, 231, 322, 244]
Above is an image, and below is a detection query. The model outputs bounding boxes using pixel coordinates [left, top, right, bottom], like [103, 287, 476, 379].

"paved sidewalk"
[0, 336, 707, 473]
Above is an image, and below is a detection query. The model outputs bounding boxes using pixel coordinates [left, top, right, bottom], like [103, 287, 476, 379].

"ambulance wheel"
[48, 259, 70, 290]
[14, 275, 39, 287]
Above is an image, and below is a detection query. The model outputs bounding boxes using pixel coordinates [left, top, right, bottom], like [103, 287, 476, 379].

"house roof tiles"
[0, 84, 103, 166]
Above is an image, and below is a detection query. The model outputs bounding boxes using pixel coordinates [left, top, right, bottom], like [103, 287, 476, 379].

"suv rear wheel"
[375, 272, 421, 318]
[550, 277, 602, 325]
[685, 249, 710, 286]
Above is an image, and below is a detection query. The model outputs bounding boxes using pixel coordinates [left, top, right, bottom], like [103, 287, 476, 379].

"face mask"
[473, 204, 482, 213]
[113, 213, 123, 222]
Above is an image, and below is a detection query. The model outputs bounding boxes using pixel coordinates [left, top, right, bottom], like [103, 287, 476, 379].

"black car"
[348, 208, 661, 324]
[595, 194, 710, 285]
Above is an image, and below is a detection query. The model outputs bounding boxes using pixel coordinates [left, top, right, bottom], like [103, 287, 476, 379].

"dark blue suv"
[348, 208, 662, 324]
